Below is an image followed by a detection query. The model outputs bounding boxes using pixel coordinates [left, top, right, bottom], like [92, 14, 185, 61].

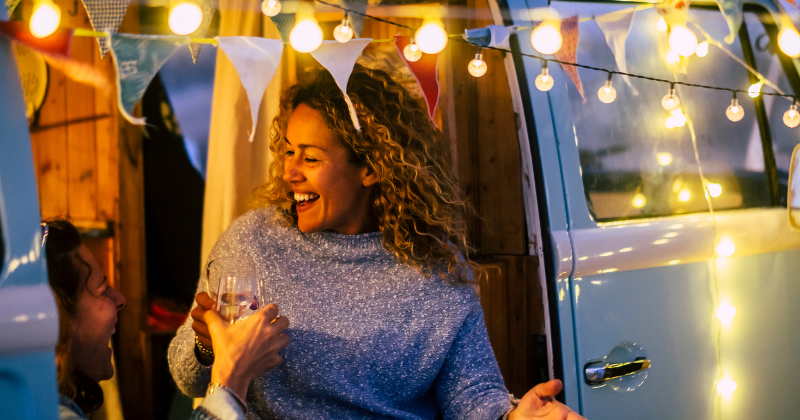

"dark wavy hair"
[249, 65, 478, 283]
[43, 219, 104, 413]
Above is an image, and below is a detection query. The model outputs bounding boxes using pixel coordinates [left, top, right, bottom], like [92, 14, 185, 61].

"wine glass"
[206, 257, 259, 324]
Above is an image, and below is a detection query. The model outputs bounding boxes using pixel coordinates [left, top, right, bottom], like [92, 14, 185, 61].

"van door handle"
[584, 358, 651, 385]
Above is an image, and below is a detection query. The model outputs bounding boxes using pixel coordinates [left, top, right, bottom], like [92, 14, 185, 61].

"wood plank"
[477, 261, 510, 383]
[94, 39, 118, 222]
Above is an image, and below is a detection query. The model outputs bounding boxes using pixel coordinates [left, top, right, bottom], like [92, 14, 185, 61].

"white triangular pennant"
[217, 37, 284, 142]
[311, 39, 372, 132]
[81, 0, 132, 57]
[595, 8, 638, 95]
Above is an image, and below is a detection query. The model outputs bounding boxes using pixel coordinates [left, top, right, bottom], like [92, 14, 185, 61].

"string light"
[669, 25, 699, 57]
[696, 41, 709, 57]
[665, 50, 681, 64]
[531, 21, 563, 55]
[632, 193, 646, 208]
[403, 40, 422, 62]
[665, 115, 677, 129]
[784, 98, 800, 128]
[707, 182, 722, 197]
[534, 61, 554, 92]
[168, 2, 203, 36]
[678, 188, 691, 202]
[726, 92, 744, 122]
[416, 20, 448, 54]
[261, 0, 282, 17]
[662, 85, 680, 111]
[716, 239, 735, 257]
[716, 303, 737, 324]
[290, 15, 324, 53]
[657, 17, 667, 32]
[717, 377, 737, 396]
[334, 17, 354, 43]
[468, 51, 487, 78]
[748, 81, 762, 98]
[30, 0, 61, 38]
[778, 25, 800, 58]
[597, 73, 616, 104]
[656, 152, 673, 166]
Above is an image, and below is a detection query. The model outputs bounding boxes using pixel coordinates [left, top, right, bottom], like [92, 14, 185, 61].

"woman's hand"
[191, 292, 216, 350]
[204, 304, 290, 400]
[508, 380, 586, 420]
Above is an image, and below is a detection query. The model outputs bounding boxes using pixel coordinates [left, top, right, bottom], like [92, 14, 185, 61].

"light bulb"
[30, 0, 61, 38]
[531, 22, 563, 55]
[717, 377, 737, 396]
[669, 25, 698, 57]
[290, 17, 324, 53]
[535, 67, 554, 92]
[261, 0, 281, 17]
[657, 17, 667, 32]
[656, 152, 673, 166]
[778, 26, 800, 58]
[666, 50, 681, 64]
[707, 182, 722, 197]
[415, 21, 448, 54]
[696, 41, 709, 57]
[726, 98, 744, 122]
[671, 109, 687, 127]
[678, 188, 691, 202]
[632, 193, 646, 208]
[665, 116, 677, 129]
[468, 53, 487, 78]
[662, 88, 680, 111]
[716, 304, 736, 324]
[169, 2, 204, 36]
[784, 104, 800, 128]
[716, 239, 735, 257]
[597, 78, 616, 104]
[748, 82, 762, 98]
[403, 42, 422, 62]
[334, 18, 353, 43]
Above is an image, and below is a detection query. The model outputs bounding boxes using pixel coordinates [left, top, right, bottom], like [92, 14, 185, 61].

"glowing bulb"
[290, 17, 324, 53]
[669, 25, 698, 57]
[707, 182, 722, 198]
[403, 42, 422, 62]
[468, 53, 487, 78]
[632, 193, 646, 208]
[30, 0, 61, 38]
[671, 109, 686, 127]
[696, 41, 709, 57]
[726, 98, 744, 122]
[665, 116, 677, 129]
[415, 21, 448, 54]
[678, 188, 691, 202]
[716, 304, 736, 324]
[662, 88, 680, 111]
[657, 17, 667, 32]
[666, 50, 681, 64]
[778, 26, 800, 58]
[535, 67, 554, 92]
[748, 81, 762, 98]
[717, 377, 737, 396]
[334, 18, 353, 43]
[656, 152, 673, 166]
[784, 104, 800, 128]
[531, 22, 563, 55]
[716, 239, 735, 257]
[598, 79, 616, 104]
[261, 0, 281, 17]
[169, 2, 204, 36]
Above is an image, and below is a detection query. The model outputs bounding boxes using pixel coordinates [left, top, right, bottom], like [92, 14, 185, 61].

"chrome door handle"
[584, 358, 651, 385]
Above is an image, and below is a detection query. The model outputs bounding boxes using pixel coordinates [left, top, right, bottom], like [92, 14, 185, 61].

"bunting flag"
[187, 0, 218, 63]
[0, 21, 72, 57]
[343, 0, 368, 37]
[270, 6, 296, 43]
[714, 0, 743, 44]
[109, 33, 188, 125]
[394, 35, 440, 121]
[217, 36, 284, 142]
[464, 25, 512, 49]
[655, 0, 690, 26]
[595, 8, 638, 95]
[311, 39, 372, 132]
[81, 0, 132, 57]
[554, 15, 584, 101]
[5, 0, 19, 17]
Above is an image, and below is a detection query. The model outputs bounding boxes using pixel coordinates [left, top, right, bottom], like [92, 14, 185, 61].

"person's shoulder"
[228, 206, 293, 236]
[58, 395, 88, 420]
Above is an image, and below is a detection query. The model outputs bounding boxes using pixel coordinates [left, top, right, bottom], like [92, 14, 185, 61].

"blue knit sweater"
[168, 207, 512, 419]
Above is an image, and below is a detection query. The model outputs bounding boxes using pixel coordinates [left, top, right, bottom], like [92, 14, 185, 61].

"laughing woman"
[168, 66, 585, 420]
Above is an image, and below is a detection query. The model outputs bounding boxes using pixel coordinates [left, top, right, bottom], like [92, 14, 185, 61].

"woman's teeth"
[294, 193, 320, 203]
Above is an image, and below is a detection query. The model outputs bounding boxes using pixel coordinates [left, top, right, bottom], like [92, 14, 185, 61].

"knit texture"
[168, 207, 511, 420]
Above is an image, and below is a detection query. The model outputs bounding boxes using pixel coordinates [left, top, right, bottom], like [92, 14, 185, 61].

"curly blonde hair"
[250, 65, 477, 283]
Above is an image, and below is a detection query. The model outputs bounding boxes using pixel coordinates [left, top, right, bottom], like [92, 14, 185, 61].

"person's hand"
[204, 304, 290, 399]
[191, 292, 215, 350]
[508, 380, 586, 420]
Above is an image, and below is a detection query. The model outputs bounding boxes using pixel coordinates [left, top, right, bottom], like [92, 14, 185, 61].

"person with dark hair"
[43, 219, 289, 420]
[168, 66, 585, 420]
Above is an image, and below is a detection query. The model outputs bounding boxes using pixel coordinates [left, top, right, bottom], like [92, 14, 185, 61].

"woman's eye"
[305, 158, 318, 163]
[285, 150, 295, 156]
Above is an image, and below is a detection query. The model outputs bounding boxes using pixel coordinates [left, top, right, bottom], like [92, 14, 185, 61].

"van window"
[565, 5, 791, 221]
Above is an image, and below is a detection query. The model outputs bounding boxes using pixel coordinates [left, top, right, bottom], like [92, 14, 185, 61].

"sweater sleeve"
[432, 297, 512, 420]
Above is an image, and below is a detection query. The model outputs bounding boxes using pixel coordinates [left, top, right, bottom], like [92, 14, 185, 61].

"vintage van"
[2, 0, 800, 419]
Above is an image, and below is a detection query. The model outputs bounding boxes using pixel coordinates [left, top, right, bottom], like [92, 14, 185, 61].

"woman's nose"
[283, 156, 304, 183]
[110, 286, 126, 311]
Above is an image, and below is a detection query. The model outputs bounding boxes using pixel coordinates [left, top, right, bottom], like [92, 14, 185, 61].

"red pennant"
[0, 21, 72, 58]
[553, 16, 584, 101]
[394, 35, 440, 120]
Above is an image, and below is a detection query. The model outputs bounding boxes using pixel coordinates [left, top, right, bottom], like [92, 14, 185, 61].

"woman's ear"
[360, 165, 379, 187]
